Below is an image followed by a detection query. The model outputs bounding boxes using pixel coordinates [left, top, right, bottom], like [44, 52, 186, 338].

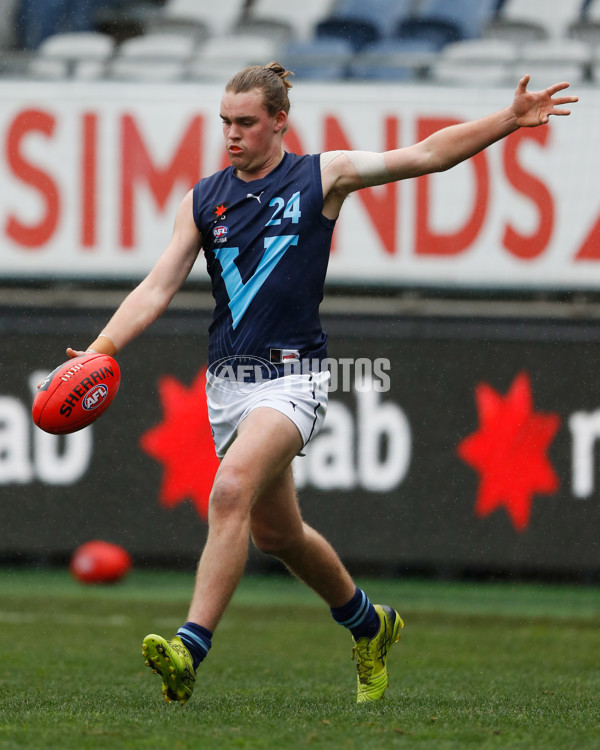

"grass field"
[0, 569, 598, 749]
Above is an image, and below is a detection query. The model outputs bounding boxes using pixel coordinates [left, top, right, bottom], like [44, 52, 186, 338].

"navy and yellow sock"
[330, 587, 380, 641]
[176, 622, 213, 671]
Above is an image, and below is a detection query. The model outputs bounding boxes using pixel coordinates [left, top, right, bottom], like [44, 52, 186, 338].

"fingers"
[552, 95, 579, 106]
[66, 347, 85, 358]
[546, 81, 571, 96]
[540, 80, 578, 120]
[549, 92, 578, 118]
[519, 78, 577, 101]
[519, 77, 577, 102]
[545, 82, 578, 108]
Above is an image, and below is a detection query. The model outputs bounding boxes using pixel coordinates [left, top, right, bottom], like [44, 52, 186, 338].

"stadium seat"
[569, 0, 600, 42]
[586, 0, 600, 19]
[186, 34, 282, 82]
[243, 0, 337, 42]
[516, 38, 591, 87]
[28, 57, 69, 80]
[347, 39, 429, 81]
[402, 0, 500, 42]
[315, 0, 414, 51]
[28, 31, 116, 79]
[485, 0, 585, 41]
[107, 32, 195, 81]
[591, 44, 600, 82]
[315, 18, 381, 52]
[387, 0, 499, 56]
[116, 32, 196, 60]
[281, 38, 353, 80]
[108, 57, 185, 81]
[430, 38, 517, 86]
[152, 0, 246, 39]
[0, 0, 18, 51]
[393, 17, 463, 51]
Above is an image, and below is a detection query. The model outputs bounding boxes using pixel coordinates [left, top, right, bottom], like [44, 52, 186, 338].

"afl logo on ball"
[82, 384, 109, 411]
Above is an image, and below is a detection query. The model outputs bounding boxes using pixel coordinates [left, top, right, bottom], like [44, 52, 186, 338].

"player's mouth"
[228, 145, 243, 155]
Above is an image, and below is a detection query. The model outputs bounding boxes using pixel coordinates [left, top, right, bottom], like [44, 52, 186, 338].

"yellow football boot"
[142, 634, 195, 705]
[352, 605, 403, 703]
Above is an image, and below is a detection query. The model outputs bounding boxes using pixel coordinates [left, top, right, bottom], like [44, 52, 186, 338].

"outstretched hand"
[512, 74, 578, 127]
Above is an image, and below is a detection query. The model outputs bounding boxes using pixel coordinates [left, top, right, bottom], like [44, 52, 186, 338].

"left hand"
[512, 74, 578, 127]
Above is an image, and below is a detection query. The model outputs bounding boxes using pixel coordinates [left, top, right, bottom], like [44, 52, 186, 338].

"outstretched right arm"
[67, 189, 202, 358]
[320, 76, 577, 219]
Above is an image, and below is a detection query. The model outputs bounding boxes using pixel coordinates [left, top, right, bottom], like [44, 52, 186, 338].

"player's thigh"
[216, 406, 303, 502]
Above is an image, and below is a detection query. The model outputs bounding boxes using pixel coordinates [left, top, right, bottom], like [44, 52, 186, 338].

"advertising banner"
[0, 80, 597, 289]
[2, 306, 600, 577]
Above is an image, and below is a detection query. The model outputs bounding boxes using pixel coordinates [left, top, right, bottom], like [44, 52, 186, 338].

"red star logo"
[213, 203, 228, 217]
[139, 366, 219, 521]
[457, 372, 560, 532]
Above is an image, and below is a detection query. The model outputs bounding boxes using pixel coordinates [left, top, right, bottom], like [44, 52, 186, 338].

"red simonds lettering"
[502, 127, 554, 260]
[415, 117, 489, 256]
[5, 109, 60, 248]
[576, 212, 600, 261]
[324, 115, 399, 255]
[81, 112, 98, 248]
[120, 114, 203, 248]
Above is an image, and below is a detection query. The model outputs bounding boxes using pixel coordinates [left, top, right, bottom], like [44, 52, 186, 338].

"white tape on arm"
[320, 150, 390, 188]
[345, 150, 389, 187]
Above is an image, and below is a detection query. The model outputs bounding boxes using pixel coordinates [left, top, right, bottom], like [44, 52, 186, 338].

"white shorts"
[206, 370, 330, 458]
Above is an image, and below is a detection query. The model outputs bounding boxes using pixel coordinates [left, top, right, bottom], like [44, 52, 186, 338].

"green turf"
[0, 569, 598, 749]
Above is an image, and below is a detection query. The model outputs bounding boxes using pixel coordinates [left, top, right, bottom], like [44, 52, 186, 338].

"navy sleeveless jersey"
[192, 152, 335, 375]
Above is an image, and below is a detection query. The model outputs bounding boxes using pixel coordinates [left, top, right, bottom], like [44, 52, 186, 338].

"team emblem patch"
[213, 202, 229, 218]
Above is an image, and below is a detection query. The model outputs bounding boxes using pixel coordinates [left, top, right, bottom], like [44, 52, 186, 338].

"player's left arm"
[321, 75, 577, 217]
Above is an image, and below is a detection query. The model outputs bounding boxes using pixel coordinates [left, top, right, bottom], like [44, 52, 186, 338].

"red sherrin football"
[70, 540, 132, 584]
[32, 352, 121, 434]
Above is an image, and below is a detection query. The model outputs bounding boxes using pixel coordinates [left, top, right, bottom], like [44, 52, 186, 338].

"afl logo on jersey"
[213, 225, 229, 242]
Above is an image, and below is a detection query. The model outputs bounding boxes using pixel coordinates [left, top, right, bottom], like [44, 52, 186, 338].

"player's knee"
[250, 520, 303, 557]
[209, 469, 251, 521]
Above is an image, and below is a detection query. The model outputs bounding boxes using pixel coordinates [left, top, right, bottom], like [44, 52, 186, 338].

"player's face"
[220, 88, 286, 177]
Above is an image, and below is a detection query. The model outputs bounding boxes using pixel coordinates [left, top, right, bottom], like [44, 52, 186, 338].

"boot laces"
[352, 621, 388, 684]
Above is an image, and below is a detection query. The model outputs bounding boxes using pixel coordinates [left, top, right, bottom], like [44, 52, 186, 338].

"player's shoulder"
[282, 151, 323, 182]
[283, 151, 320, 168]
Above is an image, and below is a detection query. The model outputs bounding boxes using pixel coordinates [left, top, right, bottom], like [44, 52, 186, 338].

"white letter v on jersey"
[214, 235, 299, 329]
